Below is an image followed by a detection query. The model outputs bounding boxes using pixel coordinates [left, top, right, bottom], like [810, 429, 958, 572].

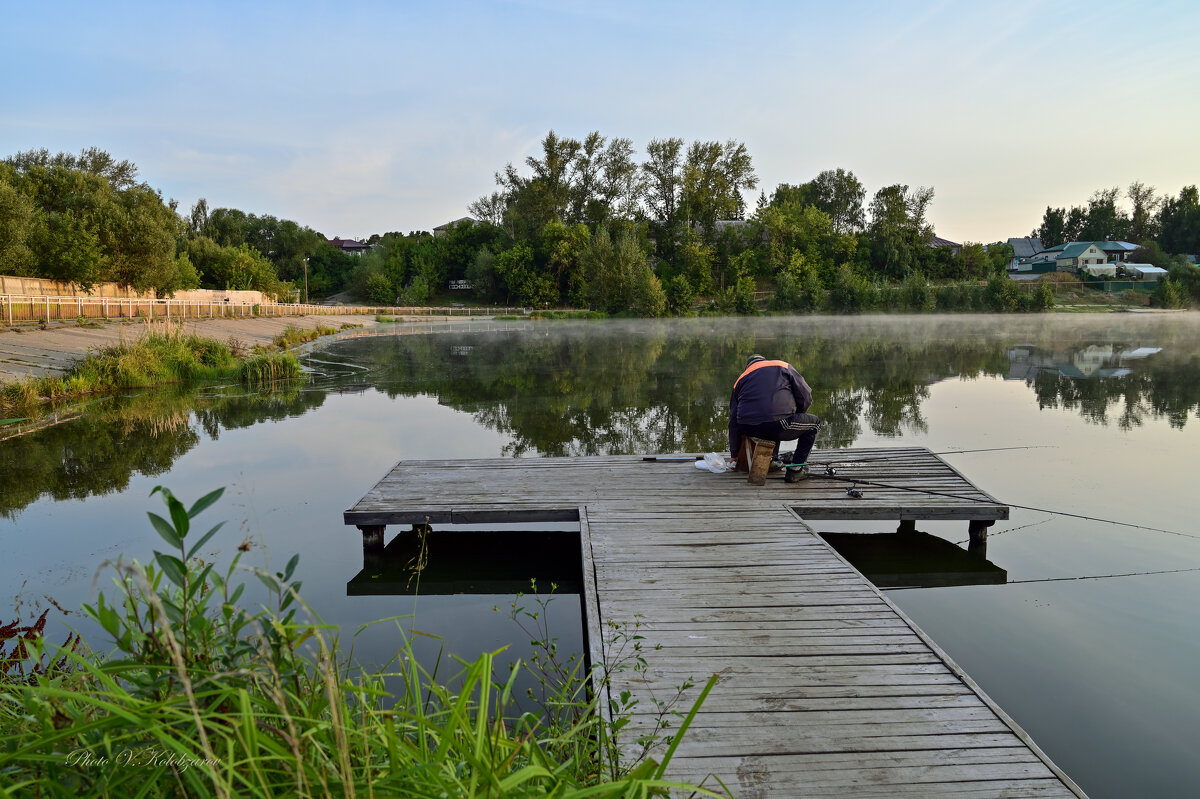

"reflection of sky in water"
[3, 316, 1200, 799]
[817, 374, 1200, 799]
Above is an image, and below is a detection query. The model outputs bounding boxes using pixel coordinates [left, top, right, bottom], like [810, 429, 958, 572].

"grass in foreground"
[0, 487, 720, 798]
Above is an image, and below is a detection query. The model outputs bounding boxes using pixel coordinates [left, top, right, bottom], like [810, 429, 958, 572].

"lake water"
[3, 314, 1199, 798]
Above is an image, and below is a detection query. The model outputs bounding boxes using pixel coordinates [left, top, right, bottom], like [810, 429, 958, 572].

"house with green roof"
[1055, 242, 1109, 271]
[1046, 240, 1140, 272]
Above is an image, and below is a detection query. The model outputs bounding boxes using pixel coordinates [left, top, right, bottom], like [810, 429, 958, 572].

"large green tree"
[4, 148, 189, 293]
[0, 163, 38, 275]
[866, 184, 934, 279]
[1159, 186, 1200, 255]
[803, 168, 866, 233]
[679, 139, 757, 238]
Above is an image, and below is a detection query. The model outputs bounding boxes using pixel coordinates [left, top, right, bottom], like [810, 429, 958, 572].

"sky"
[3, 0, 1199, 244]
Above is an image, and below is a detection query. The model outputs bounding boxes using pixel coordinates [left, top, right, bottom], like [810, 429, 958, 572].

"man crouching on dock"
[729, 355, 821, 477]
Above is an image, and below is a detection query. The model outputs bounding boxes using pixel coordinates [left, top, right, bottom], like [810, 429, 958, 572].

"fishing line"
[934, 446, 1056, 456]
[805, 470, 1200, 542]
[886, 565, 1200, 591]
[953, 514, 1053, 545]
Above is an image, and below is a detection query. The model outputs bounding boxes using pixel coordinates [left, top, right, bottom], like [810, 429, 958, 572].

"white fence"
[0, 295, 529, 326]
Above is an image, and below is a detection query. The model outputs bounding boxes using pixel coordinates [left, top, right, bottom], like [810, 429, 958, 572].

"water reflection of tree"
[339, 324, 1010, 456]
[0, 386, 325, 517]
[10, 319, 1197, 516]
[1030, 350, 1200, 430]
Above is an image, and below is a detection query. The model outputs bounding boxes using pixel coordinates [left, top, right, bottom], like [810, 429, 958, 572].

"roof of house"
[1022, 254, 1057, 265]
[1057, 241, 1105, 259]
[929, 236, 961, 248]
[327, 237, 371, 250]
[1007, 237, 1045, 258]
[433, 216, 477, 232]
[1097, 240, 1139, 252]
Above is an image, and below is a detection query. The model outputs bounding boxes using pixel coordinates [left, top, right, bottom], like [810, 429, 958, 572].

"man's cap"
[746, 354, 766, 367]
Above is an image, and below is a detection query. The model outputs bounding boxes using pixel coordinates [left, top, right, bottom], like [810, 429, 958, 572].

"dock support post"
[897, 519, 917, 535]
[358, 525, 386, 554]
[968, 519, 994, 544]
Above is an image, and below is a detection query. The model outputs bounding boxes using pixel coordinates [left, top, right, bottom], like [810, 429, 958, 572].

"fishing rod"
[803, 469, 1200, 542]
[643, 451, 1198, 542]
[807, 445, 1056, 469]
[644, 445, 1053, 465]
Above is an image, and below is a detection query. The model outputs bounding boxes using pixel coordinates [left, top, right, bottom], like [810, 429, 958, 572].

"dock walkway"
[344, 447, 1085, 797]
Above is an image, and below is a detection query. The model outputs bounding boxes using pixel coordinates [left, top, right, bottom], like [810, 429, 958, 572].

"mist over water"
[2, 314, 1199, 798]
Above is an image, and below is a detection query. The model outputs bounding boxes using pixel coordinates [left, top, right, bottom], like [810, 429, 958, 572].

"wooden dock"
[344, 447, 1085, 798]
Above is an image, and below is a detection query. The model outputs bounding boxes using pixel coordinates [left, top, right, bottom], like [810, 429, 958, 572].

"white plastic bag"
[694, 452, 731, 473]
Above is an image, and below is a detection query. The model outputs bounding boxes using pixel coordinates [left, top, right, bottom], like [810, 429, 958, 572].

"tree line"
[349, 130, 1024, 315]
[0, 148, 358, 299]
[1034, 182, 1200, 255]
[3, 142, 1198, 311]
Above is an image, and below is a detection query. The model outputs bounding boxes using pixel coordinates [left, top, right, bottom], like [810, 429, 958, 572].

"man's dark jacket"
[729, 360, 813, 425]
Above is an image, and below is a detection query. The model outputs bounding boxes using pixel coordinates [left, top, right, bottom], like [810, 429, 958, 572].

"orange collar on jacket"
[733, 359, 790, 389]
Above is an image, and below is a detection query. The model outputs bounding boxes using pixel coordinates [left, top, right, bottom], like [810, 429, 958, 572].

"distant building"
[1008, 240, 1141, 274]
[928, 236, 961, 255]
[1006, 237, 1045, 271]
[1124, 264, 1168, 282]
[1055, 242, 1109, 272]
[1051, 241, 1140, 272]
[327, 237, 372, 256]
[1096, 241, 1140, 260]
[433, 217, 478, 237]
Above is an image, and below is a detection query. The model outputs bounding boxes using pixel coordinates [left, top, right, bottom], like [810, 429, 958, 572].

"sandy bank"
[0, 315, 380, 383]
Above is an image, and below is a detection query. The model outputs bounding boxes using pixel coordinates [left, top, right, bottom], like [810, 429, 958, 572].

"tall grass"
[0, 323, 319, 415]
[272, 324, 338, 350]
[0, 488, 719, 798]
[235, 353, 303, 385]
[0, 325, 240, 414]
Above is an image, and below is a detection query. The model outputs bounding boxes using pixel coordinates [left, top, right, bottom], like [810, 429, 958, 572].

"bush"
[771, 271, 800, 310]
[829, 265, 872, 312]
[631, 265, 667, 317]
[1031, 282, 1056, 311]
[899, 273, 934, 312]
[1152, 276, 1190, 309]
[984, 274, 1021, 311]
[733, 276, 757, 315]
[666, 274, 697, 316]
[365, 271, 394, 305]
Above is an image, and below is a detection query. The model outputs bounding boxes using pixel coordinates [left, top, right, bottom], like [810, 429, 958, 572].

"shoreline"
[0, 313, 383, 385]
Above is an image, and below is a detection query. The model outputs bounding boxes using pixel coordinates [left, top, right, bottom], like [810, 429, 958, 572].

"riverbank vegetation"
[0, 326, 304, 415]
[0, 487, 716, 797]
[4, 142, 1197, 315]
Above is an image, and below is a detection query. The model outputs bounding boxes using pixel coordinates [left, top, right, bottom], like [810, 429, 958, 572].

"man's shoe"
[784, 464, 810, 483]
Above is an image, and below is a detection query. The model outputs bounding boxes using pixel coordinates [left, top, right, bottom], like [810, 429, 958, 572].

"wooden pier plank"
[343, 448, 1082, 797]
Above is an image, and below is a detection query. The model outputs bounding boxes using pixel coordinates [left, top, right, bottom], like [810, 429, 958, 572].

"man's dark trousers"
[734, 412, 821, 464]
